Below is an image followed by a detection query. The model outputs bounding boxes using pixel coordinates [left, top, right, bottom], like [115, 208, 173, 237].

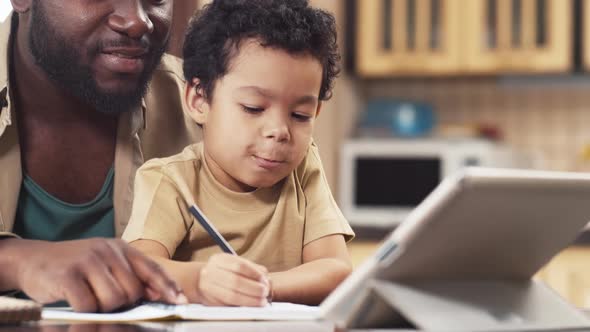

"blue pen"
[188, 204, 237, 255]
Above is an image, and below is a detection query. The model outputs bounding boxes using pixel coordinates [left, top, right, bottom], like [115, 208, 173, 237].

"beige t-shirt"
[122, 142, 354, 272]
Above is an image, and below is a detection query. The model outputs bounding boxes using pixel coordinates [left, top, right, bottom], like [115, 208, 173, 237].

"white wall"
[0, 1, 11, 21]
[309, 0, 360, 195]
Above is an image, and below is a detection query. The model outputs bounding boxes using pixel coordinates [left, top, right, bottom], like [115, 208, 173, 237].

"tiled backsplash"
[363, 78, 590, 172]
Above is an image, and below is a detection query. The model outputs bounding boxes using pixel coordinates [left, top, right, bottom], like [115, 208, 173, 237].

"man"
[0, 0, 199, 312]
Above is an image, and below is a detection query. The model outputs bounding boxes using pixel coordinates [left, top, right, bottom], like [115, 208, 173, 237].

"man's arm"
[0, 237, 187, 312]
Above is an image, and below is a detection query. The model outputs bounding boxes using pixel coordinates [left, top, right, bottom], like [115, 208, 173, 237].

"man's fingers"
[124, 246, 185, 304]
[145, 283, 186, 303]
[144, 285, 161, 302]
[103, 241, 144, 305]
[83, 259, 129, 312]
[62, 275, 99, 313]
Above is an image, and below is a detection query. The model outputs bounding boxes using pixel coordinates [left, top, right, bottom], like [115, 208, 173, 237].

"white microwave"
[338, 138, 530, 227]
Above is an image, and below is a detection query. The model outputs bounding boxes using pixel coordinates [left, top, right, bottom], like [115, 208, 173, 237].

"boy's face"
[186, 39, 323, 192]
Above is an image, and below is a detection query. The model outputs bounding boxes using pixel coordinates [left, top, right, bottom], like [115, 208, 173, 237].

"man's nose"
[108, 1, 154, 39]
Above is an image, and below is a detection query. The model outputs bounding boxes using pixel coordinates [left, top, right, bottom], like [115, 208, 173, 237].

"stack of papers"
[42, 302, 321, 322]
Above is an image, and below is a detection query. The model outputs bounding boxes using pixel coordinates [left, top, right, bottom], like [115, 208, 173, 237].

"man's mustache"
[96, 38, 152, 55]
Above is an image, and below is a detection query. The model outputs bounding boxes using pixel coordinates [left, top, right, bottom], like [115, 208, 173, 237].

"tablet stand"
[337, 278, 590, 331]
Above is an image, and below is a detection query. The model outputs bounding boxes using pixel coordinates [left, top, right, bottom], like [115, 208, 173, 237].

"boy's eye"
[292, 113, 312, 122]
[242, 105, 264, 114]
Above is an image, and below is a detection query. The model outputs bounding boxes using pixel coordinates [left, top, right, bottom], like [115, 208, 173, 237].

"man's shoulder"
[144, 53, 184, 100]
[154, 54, 184, 79]
[141, 54, 201, 160]
[148, 54, 185, 89]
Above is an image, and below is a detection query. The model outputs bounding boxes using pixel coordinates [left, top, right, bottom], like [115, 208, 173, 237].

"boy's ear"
[184, 78, 210, 125]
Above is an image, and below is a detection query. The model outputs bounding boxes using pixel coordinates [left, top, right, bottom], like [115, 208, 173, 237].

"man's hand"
[2, 238, 187, 312]
[197, 253, 270, 307]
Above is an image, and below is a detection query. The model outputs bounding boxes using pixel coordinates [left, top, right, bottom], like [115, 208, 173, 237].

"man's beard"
[28, 2, 167, 115]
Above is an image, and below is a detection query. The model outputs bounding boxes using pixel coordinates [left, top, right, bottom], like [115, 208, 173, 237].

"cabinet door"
[463, 0, 572, 73]
[536, 247, 590, 308]
[356, 0, 462, 77]
[584, 0, 590, 70]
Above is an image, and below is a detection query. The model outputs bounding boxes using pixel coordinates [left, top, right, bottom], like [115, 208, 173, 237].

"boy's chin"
[243, 176, 284, 190]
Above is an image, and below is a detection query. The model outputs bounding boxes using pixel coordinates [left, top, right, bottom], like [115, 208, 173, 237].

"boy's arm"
[269, 234, 352, 305]
[130, 239, 270, 306]
[267, 144, 353, 305]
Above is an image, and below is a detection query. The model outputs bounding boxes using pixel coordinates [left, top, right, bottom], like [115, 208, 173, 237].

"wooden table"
[0, 320, 585, 332]
[0, 321, 344, 332]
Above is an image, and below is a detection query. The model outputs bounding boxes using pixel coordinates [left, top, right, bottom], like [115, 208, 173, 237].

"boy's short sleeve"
[302, 143, 355, 245]
[122, 162, 192, 257]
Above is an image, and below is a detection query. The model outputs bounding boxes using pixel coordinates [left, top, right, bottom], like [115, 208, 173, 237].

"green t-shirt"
[14, 168, 115, 240]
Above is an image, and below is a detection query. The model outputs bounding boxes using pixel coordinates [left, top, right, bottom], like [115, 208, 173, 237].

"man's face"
[28, 0, 173, 115]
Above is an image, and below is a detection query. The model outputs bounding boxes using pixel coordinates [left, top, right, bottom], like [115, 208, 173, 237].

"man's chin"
[88, 92, 144, 115]
[97, 78, 143, 95]
[90, 80, 148, 114]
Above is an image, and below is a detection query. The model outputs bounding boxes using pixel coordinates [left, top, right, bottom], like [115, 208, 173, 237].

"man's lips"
[99, 47, 148, 74]
[102, 47, 149, 58]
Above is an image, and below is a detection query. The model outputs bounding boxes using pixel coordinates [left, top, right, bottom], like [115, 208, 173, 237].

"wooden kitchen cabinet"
[536, 246, 590, 308]
[355, 0, 573, 76]
[463, 0, 572, 74]
[350, 241, 590, 308]
[584, 0, 590, 70]
[356, 0, 463, 76]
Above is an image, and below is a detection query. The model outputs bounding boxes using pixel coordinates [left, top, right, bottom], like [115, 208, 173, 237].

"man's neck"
[10, 24, 120, 204]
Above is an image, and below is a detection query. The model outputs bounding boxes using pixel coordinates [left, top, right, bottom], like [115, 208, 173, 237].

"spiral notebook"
[0, 296, 41, 323]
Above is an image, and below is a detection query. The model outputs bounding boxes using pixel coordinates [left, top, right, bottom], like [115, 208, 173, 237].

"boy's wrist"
[267, 278, 274, 304]
[187, 262, 207, 303]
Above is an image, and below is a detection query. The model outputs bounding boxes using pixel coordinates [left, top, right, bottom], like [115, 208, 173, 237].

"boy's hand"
[198, 253, 270, 306]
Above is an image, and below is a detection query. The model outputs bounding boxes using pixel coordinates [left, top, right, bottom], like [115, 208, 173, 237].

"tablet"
[378, 166, 590, 281]
[321, 167, 590, 330]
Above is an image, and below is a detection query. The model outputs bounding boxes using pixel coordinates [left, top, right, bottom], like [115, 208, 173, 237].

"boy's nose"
[108, 0, 154, 39]
[263, 123, 290, 143]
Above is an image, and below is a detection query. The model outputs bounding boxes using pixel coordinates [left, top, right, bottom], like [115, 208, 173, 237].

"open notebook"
[42, 302, 320, 322]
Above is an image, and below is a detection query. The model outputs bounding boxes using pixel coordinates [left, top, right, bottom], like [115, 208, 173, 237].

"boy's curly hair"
[182, 0, 340, 101]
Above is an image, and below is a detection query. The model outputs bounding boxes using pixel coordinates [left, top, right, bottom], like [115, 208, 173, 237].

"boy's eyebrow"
[238, 86, 274, 98]
[293, 95, 318, 106]
[238, 86, 318, 105]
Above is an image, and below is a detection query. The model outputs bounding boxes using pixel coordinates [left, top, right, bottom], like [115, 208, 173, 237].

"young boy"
[122, 0, 354, 307]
